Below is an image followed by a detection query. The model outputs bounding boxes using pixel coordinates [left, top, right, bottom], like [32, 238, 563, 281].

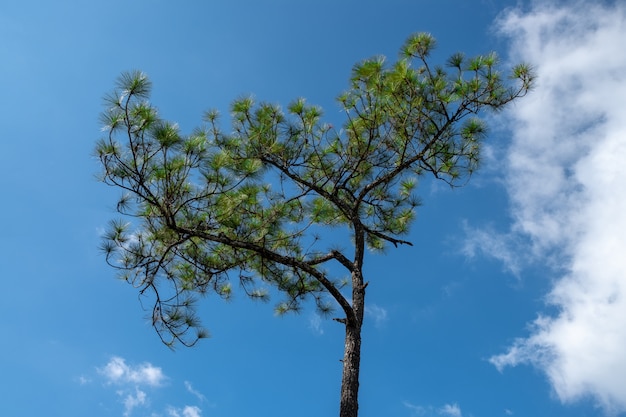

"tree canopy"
[96, 32, 533, 417]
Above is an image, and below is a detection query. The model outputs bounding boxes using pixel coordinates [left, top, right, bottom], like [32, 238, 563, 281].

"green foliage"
[96, 34, 533, 347]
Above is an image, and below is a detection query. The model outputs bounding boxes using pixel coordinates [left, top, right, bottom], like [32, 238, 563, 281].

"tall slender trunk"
[339, 274, 365, 417]
[339, 320, 362, 417]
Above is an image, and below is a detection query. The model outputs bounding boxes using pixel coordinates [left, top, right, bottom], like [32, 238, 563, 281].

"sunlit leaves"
[287, 98, 306, 115]
[399, 178, 417, 198]
[511, 63, 536, 89]
[460, 118, 486, 141]
[116, 70, 152, 100]
[183, 130, 208, 156]
[103, 219, 130, 245]
[365, 233, 385, 252]
[400, 32, 436, 59]
[94, 138, 120, 159]
[152, 122, 181, 148]
[99, 109, 125, 132]
[203, 109, 219, 123]
[447, 52, 465, 70]
[310, 197, 345, 225]
[231, 96, 254, 114]
[352, 57, 385, 89]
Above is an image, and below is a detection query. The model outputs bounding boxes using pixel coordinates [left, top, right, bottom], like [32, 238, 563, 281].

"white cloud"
[123, 388, 147, 417]
[365, 303, 388, 328]
[168, 405, 202, 417]
[99, 356, 166, 387]
[96, 356, 168, 416]
[182, 406, 202, 417]
[486, 2, 626, 414]
[439, 403, 462, 417]
[94, 357, 206, 417]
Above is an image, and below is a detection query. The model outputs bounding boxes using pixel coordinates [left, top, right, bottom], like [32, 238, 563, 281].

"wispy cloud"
[438, 403, 462, 417]
[309, 313, 324, 335]
[168, 405, 202, 417]
[403, 401, 463, 417]
[403, 401, 426, 415]
[77, 375, 91, 385]
[184, 381, 206, 403]
[365, 303, 388, 328]
[98, 356, 166, 387]
[485, 2, 626, 414]
[122, 388, 147, 417]
[461, 221, 523, 277]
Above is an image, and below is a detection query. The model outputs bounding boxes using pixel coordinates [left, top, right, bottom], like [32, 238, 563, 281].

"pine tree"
[96, 33, 533, 417]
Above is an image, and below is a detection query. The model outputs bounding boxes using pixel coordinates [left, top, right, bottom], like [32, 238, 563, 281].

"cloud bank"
[484, 1, 626, 414]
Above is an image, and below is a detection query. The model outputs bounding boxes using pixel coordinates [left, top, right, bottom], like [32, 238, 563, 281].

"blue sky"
[1, 1, 626, 416]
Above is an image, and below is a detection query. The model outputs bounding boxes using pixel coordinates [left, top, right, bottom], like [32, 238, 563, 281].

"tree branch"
[173, 225, 356, 324]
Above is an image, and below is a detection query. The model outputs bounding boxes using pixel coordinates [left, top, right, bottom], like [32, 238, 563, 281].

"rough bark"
[340, 320, 362, 417]
[339, 269, 366, 417]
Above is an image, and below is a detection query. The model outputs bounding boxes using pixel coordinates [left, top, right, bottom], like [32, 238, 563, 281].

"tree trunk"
[339, 277, 365, 417]
[339, 321, 362, 417]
